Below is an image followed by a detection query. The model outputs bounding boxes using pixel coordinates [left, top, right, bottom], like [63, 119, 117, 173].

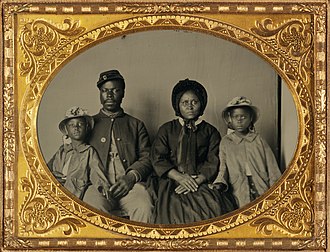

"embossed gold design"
[251, 18, 313, 83]
[118, 239, 209, 249]
[2, 3, 29, 249]
[3, 84, 15, 166]
[115, 4, 210, 13]
[19, 18, 86, 82]
[295, 4, 326, 33]
[301, 3, 328, 250]
[20, 172, 86, 235]
[3, 3, 31, 30]
[298, 220, 326, 249]
[18, 14, 315, 239]
[250, 174, 313, 236]
[4, 217, 32, 248]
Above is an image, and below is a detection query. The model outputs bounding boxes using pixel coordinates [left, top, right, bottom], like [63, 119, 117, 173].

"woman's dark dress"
[150, 119, 234, 224]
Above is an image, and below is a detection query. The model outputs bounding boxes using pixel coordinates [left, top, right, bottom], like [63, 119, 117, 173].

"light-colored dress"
[48, 143, 113, 212]
[213, 131, 282, 208]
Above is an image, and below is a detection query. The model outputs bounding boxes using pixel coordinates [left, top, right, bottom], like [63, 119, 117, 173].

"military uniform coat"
[88, 111, 152, 180]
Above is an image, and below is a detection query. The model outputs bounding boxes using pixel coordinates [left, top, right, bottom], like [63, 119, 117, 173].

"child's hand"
[52, 171, 66, 184]
[212, 183, 226, 192]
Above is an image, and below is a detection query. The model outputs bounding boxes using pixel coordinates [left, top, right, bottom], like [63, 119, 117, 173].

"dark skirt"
[148, 176, 237, 224]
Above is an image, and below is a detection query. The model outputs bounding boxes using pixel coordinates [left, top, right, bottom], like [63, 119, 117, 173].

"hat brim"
[59, 115, 94, 135]
[222, 105, 260, 126]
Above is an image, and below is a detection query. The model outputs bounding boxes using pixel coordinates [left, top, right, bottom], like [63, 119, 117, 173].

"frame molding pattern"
[2, 2, 326, 250]
[3, 3, 33, 249]
[297, 3, 327, 250]
[19, 172, 86, 236]
[19, 13, 314, 237]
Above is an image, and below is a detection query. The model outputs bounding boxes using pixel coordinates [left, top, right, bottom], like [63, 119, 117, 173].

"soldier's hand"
[109, 173, 135, 199]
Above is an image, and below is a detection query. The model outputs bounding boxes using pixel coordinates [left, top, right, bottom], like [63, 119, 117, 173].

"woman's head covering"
[222, 96, 260, 126]
[59, 106, 94, 135]
[171, 78, 208, 118]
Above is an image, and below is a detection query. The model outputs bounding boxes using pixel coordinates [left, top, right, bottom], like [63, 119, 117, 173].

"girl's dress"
[214, 131, 282, 208]
[150, 119, 235, 224]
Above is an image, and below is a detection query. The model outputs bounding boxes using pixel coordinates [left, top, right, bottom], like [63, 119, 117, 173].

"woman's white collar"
[178, 117, 203, 126]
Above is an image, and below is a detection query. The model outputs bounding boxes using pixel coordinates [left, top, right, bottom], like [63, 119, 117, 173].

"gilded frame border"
[1, 0, 328, 251]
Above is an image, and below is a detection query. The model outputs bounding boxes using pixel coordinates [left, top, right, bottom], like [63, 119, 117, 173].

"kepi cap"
[97, 70, 125, 89]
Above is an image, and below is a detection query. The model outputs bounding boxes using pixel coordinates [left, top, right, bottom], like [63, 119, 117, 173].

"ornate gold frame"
[1, 0, 328, 250]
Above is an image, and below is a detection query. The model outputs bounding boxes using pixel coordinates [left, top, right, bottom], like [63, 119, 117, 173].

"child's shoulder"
[222, 132, 260, 143]
[221, 133, 234, 143]
[74, 143, 94, 154]
[54, 144, 66, 153]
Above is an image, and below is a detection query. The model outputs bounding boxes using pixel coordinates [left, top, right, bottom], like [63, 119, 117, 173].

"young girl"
[213, 96, 282, 208]
[47, 106, 115, 214]
[150, 79, 235, 224]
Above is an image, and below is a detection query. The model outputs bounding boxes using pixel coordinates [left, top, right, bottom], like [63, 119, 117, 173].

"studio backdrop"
[37, 30, 298, 170]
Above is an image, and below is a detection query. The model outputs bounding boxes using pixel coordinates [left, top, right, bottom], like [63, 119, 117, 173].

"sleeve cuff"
[128, 170, 141, 183]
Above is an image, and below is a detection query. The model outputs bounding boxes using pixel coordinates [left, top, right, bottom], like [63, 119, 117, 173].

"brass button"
[101, 137, 106, 143]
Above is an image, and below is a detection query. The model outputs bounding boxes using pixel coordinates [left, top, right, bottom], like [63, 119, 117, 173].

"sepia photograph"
[37, 29, 297, 223]
[1, 0, 328, 250]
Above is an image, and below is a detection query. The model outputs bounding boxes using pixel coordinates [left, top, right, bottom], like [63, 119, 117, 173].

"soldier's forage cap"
[97, 70, 125, 89]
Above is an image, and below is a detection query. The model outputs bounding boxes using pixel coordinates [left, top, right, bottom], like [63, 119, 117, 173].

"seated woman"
[149, 79, 236, 224]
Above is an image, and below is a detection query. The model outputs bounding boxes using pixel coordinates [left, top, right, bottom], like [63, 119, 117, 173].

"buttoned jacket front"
[88, 111, 152, 180]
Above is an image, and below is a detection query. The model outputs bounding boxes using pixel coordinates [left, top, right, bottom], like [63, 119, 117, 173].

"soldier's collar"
[100, 108, 125, 118]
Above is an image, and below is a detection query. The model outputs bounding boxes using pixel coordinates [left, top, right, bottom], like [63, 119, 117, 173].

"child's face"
[229, 107, 252, 134]
[179, 90, 201, 120]
[65, 118, 87, 141]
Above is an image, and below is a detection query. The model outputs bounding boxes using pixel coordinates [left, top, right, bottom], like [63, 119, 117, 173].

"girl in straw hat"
[149, 79, 236, 224]
[48, 106, 115, 214]
[212, 97, 281, 208]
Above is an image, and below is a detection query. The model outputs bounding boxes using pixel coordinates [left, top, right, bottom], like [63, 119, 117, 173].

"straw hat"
[222, 96, 260, 125]
[58, 106, 94, 135]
